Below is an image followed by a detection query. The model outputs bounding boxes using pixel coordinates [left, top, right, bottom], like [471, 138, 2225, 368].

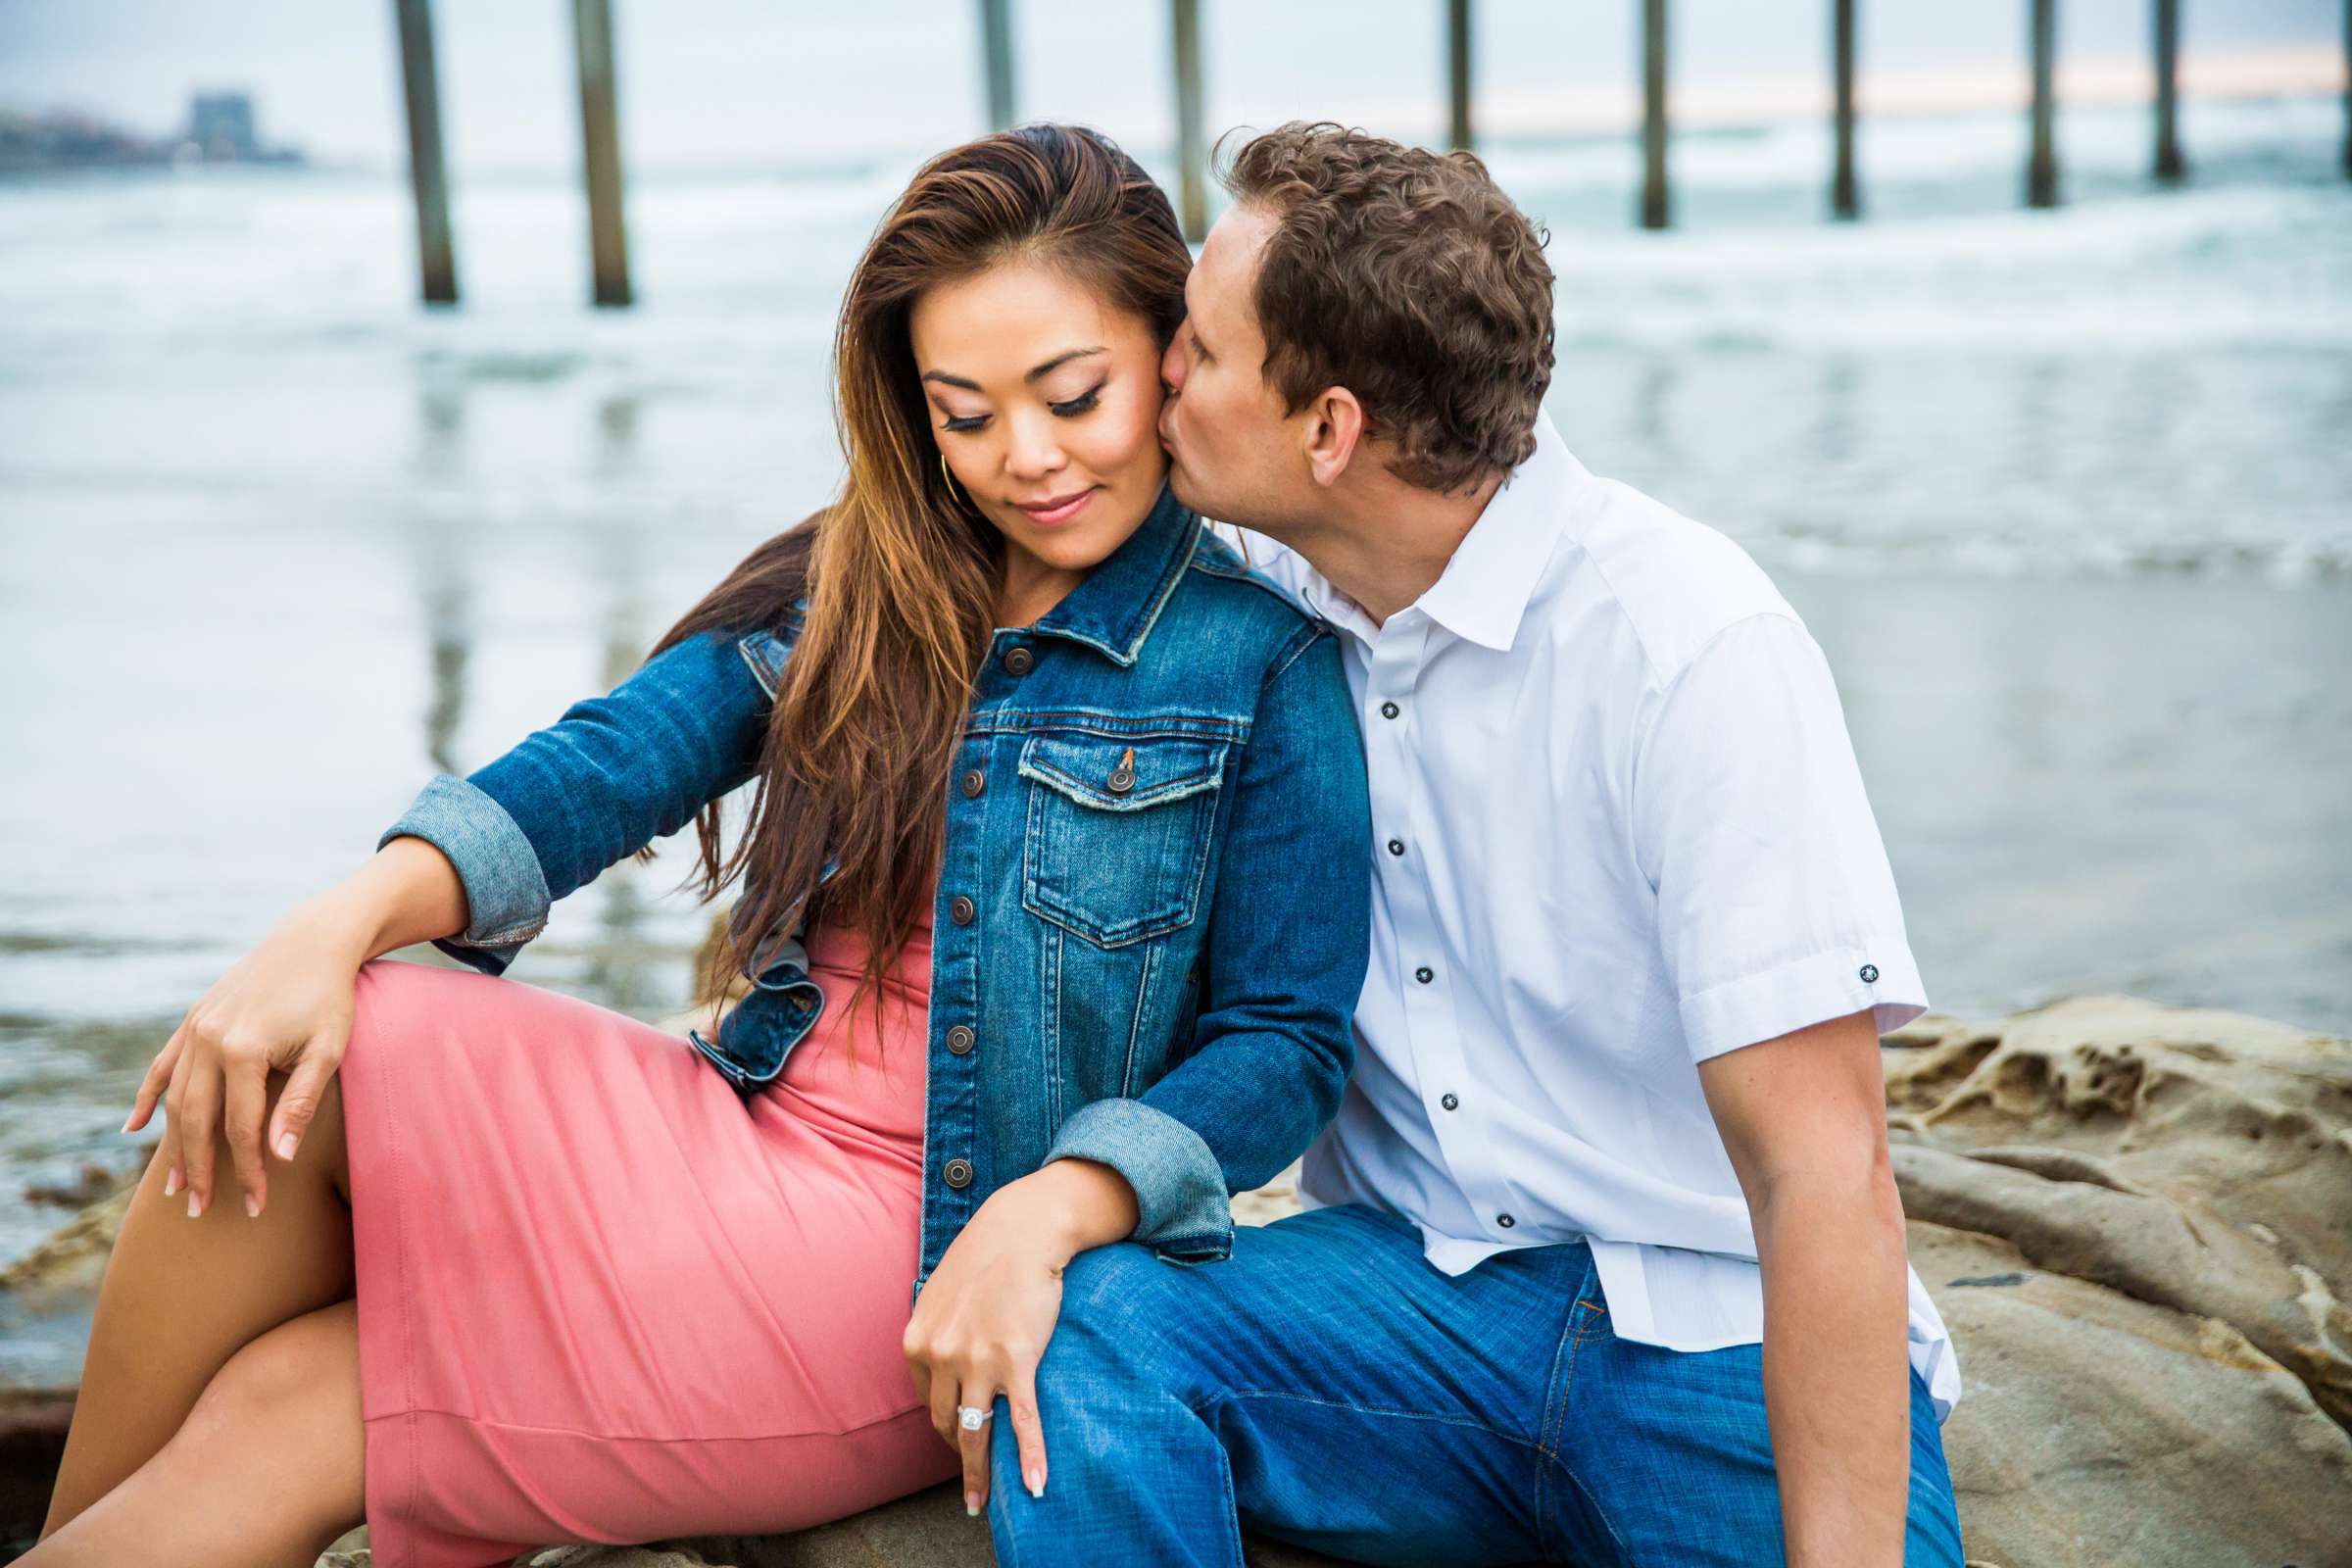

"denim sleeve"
[376, 626, 779, 977]
[1045, 625, 1371, 1263]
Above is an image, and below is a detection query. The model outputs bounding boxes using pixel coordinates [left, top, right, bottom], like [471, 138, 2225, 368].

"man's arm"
[1698, 1005, 1911, 1568]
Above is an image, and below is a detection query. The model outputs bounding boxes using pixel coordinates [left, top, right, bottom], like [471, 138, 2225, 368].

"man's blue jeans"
[990, 1202, 1963, 1566]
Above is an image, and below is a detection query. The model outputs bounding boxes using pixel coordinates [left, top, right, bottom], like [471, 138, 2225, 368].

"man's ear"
[1299, 387, 1365, 489]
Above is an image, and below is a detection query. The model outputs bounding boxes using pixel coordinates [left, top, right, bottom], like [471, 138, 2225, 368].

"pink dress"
[337, 907, 956, 1568]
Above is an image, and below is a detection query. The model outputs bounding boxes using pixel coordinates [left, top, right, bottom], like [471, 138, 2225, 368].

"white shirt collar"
[1289, 411, 1589, 653]
[1414, 412, 1587, 651]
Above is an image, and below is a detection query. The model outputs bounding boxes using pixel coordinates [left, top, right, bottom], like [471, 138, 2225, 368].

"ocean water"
[1, 92, 2348, 1385]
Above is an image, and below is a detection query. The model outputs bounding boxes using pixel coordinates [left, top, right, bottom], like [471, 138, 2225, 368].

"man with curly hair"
[989, 122, 1965, 1568]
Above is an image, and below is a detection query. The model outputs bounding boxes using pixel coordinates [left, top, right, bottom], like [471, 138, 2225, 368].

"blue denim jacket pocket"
[1017, 730, 1230, 949]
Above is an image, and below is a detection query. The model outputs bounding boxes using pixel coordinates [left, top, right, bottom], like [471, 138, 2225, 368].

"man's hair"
[1215, 121, 1555, 495]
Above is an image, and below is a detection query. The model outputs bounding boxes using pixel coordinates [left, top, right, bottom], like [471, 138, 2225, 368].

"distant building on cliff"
[0, 90, 304, 173]
[179, 91, 303, 166]
[187, 92, 261, 162]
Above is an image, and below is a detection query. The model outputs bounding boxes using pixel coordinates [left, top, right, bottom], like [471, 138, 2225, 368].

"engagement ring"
[956, 1404, 993, 1432]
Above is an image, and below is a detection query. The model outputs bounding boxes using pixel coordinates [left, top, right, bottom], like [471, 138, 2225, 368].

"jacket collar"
[1024, 479, 1199, 667]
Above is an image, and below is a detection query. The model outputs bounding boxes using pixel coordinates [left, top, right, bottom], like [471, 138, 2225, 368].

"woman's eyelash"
[939, 385, 1102, 434]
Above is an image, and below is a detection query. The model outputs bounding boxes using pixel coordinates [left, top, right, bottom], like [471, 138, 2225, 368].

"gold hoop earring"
[939, 452, 968, 510]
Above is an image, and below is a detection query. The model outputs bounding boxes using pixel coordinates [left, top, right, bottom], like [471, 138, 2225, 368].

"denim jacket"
[376, 482, 1373, 1296]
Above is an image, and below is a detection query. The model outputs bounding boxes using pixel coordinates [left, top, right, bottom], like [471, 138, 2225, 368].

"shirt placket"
[1363, 615, 1519, 1243]
[1364, 620, 1505, 1241]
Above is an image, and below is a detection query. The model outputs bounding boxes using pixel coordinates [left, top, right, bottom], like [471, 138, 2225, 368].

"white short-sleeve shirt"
[1214, 410, 1961, 1422]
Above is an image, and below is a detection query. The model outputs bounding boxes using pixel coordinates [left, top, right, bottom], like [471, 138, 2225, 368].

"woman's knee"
[348, 956, 446, 1049]
[181, 1302, 359, 1446]
[176, 1302, 366, 1531]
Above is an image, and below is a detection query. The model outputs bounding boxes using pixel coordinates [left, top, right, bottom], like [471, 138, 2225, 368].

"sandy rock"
[0, 1174, 136, 1297]
[12, 989, 2341, 1567]
[0, 1386, 77, 1549]
[1893, 1141, 2352, 1427]
[1911, 1221, 2352, 1567]
[1884, 997, 2352, 1296]
[315, 1482, 1344, 1567]
[1885, 996, 2352, 1430]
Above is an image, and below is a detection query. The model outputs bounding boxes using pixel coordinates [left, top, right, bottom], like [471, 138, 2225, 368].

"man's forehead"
[1197, 204, 1275, 323]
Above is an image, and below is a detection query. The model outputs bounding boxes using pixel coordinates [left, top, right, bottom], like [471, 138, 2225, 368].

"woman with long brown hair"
[32, 123, 1370, 1567]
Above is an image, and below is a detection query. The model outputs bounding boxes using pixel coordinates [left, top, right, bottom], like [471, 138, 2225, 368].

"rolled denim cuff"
[1046, 1097, 1235, 1265]
[376, 773, 554, 978]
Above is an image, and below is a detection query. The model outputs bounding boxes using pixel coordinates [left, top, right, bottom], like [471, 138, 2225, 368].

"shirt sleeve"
[1630, 611, 1928, 1063]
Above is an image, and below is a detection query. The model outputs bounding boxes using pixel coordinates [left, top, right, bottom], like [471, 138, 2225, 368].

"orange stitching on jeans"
[1534, 1262, 1605, 1551]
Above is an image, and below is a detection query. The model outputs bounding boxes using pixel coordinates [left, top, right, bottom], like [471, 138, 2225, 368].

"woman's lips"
[1013, 486, 1101, 527]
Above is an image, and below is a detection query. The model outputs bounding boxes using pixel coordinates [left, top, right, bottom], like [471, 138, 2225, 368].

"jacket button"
[1387, 838, 1405, 857]
[943, 1157, 974, 1189]
[1415, 966, 1434, 984]
[950, 895, 976, 925]
[1003, 646, 1034, 676]
[1860, 963, 1880, 984]
[959, 768, 985, 799]
[946, 1024, 976, 1055]
[1441, 1092, 1459, 1110]
[1497, 1213, 1515, 1229]
[1380, 701, 1400, 720]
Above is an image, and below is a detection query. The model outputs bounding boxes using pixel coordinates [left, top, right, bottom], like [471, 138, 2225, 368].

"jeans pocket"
[1018, 730, 1229, 949]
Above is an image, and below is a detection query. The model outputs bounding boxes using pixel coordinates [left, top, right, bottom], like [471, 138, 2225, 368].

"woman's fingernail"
[186, 1191, 200, 1219]
[275, 1132, 297, 1161]
[964, 1491, 981, 1517]
[121, 1113, 134, 1133]
[245, 1193, 260, 1219]
[163, 1166, 179, 1198]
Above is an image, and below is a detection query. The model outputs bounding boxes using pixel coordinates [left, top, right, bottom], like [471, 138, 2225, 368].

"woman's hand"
[901, 1157, 1141, 1516]
[122, 897, 374, 1221]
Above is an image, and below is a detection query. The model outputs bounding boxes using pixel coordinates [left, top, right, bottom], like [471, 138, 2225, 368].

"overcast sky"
[1, 0, 2338, 173]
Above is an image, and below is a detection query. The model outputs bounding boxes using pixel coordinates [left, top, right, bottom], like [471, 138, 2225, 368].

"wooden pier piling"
[1641, 0, 1669, 229]
[979, 0, 1017, 132]
[1171, 0, 1206, 242]
[1831, 0, 1858, 219]
[1447, 0, 1474, 153]
[571, 0, 632, 308]
[2028, 0, 2059, 208]
[2153, 0, 2184, 182]
[392, 0, 458, 306]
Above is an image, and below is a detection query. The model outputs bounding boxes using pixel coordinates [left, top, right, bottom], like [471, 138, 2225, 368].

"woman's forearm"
[1025, 1157, 1143, 1261]
[294, 835, 472, 965]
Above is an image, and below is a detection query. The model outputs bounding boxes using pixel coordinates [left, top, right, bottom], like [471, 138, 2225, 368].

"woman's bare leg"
[39, 1070, 356, 1539]
[22, 1298, 366, 1568]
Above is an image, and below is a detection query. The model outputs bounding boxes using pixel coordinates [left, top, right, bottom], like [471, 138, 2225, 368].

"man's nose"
[1159, 331, 1188, 395]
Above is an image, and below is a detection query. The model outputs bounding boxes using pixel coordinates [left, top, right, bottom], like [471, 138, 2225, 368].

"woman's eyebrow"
[1024, 346, 1107, 382]
[920, 346, 1106, 393]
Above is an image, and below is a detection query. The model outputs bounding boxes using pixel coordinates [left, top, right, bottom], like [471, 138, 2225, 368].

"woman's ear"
[1300, 386, 1365, 489]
